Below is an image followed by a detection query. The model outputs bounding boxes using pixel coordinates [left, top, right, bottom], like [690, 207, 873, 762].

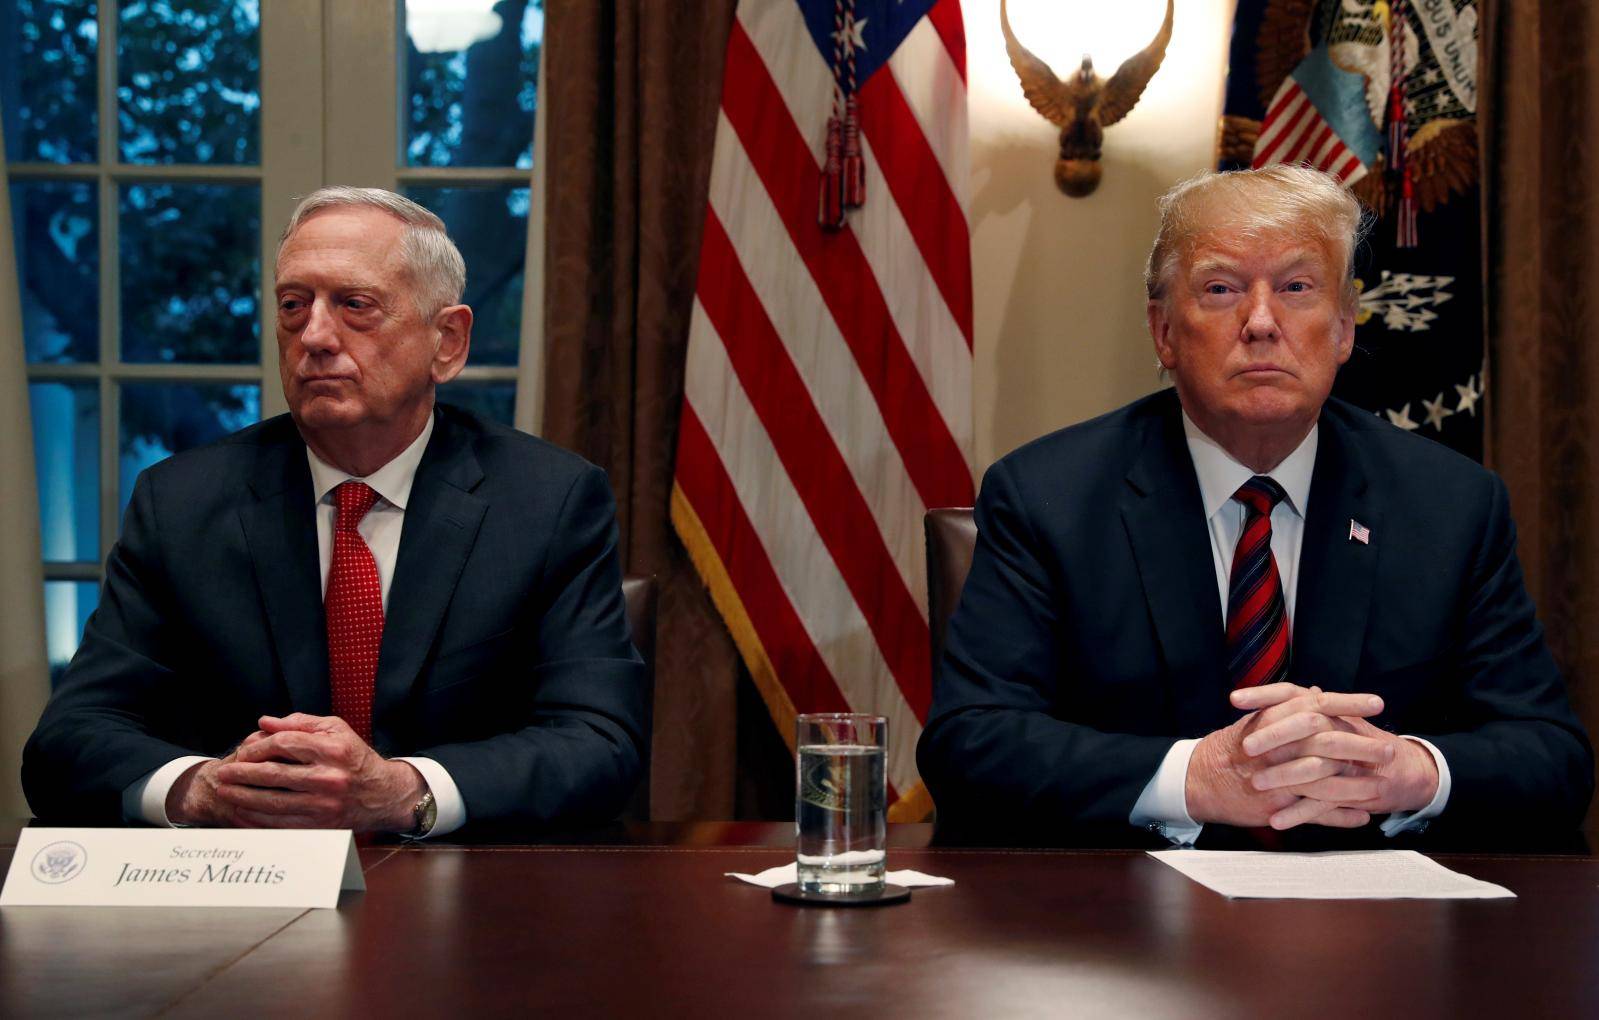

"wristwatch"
[407, 789, 437, 838]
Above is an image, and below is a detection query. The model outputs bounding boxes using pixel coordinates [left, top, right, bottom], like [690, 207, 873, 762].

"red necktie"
[1226, 476, 1291, 689]
[326, 481, 384, 742]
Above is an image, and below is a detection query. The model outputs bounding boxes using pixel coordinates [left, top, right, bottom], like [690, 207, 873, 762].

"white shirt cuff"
[123, 756, 215, 826]
[1129, 738, 1204, 846]
[396, 756, 467, 837]
[1381, 736, 1452, 837]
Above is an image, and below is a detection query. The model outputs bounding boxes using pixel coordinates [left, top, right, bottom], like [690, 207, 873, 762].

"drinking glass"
[794, 713, 887, 894]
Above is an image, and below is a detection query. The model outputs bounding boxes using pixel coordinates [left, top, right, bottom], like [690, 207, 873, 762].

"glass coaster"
[770, 883, 911, 907]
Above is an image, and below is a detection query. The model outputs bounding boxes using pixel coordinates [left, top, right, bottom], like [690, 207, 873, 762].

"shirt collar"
[1181, 410, 1317, 521]
[306, 412, 435, 511]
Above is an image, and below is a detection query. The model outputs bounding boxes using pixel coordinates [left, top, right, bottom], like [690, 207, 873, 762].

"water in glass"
[795, 742, 886, 893]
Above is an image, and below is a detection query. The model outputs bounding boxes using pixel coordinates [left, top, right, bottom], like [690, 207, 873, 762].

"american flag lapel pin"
[1349, 519, 1371, 544]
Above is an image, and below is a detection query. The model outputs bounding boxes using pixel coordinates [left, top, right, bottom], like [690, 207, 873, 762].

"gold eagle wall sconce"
[1000, 0, 1176, 197]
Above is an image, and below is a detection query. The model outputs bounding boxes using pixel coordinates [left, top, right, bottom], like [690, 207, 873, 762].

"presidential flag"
[672, 0, 974, 820]
[1220, 0, 1484, 459]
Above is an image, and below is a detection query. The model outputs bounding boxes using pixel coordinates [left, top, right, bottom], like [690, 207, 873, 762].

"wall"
[964, 0, 1238, 468]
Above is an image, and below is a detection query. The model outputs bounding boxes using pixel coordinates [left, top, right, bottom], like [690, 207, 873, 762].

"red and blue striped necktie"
[1226, 476, 1291, 689]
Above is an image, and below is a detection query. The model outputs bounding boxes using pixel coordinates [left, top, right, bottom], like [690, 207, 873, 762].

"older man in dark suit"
[918, 165, 1591, 849]
[25, 187, 645, 836]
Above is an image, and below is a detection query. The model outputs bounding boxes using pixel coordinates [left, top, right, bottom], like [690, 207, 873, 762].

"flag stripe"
[720, 18, 974, 508]
[854, 135, 974, 458]
[735, 1, 829, 161]
[1256, 108, 1312, 168]
[1283, 117, 1331, 168]
[675, 407, 854, 716]
[1262, 79, 1301, 124]
[695, 211, 934, 717]
[706, 114, 929, 611]
[1253, 88, 1311, 165]
[1333, 148, 1364, 182]
[858, 64, 974, 349]
[1252, 88, 1303, 155]
[681, 307, 926, 791]
[888, 17, 971, 213]
[1286, 121, 1333, 167]
[1309, 127, 1343, 169]
[926, 0, 966, 80]
[1321, 140, 1351, 175]
[1333, 149, 1357, 179]
[1257, 89, 1314, 163]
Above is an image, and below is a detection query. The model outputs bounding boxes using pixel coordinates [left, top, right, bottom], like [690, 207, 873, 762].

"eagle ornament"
[999, 0, 1175, 197]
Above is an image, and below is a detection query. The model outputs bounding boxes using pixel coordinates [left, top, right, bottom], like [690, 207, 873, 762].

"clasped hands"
[1185, 683, 1440, 831]
[166, 713, 425, 832]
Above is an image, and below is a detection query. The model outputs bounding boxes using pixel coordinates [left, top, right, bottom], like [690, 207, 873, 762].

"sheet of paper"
[1148, 849, 1514, 900]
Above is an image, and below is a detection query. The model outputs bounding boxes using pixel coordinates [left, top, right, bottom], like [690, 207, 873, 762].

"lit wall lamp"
[999, 0, 1175, 197]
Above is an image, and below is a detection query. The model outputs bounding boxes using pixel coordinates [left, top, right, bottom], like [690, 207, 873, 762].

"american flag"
[671, 0, 974, 819]
[1251, 47, 1382, 185]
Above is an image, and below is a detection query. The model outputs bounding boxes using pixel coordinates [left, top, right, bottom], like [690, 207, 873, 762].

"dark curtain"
[541, 0, 781, 820]
[1482, 0, 1599, 812]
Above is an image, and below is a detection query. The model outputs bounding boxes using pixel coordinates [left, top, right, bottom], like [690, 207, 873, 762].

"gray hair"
[276, 186, 468, 318]
[1144, 164, 1370, 309]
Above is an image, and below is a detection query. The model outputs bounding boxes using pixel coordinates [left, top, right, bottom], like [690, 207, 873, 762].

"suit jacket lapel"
[1293, 410, 1381, 694]
[372, 416, 488, 742]
[1118, 403, 1232, 734]
[238, 434, 330, 714]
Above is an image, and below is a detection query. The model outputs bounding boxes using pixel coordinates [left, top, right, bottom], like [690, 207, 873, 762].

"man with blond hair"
[25, 187, 646, 836]
[919, 165, 1591, 849]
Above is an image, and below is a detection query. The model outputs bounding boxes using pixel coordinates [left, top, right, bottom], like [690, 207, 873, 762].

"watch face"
[414, 792, 437, 835]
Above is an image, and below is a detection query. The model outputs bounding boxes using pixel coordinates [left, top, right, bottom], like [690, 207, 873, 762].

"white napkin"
[726, 862, 954, 888]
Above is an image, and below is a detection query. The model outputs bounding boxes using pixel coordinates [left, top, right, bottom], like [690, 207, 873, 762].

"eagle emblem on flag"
[1221, 0, 1478, 232]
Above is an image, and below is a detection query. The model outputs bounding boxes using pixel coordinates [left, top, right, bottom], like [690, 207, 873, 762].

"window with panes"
[3, 0, 543, 680]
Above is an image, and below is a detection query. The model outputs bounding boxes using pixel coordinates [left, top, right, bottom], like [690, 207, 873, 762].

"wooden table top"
[3, 823, 1597, 1018]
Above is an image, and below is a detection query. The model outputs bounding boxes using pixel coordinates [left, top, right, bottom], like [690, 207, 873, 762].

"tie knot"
[1233, 475, 1286, 517]
[333, 481, 380, 530]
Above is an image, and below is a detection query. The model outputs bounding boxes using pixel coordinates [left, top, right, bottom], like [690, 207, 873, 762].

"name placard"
[1, 828, 365, 909]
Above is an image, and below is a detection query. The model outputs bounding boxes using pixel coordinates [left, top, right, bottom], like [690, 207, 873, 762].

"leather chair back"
[620, 576, 657, 821]
[924, 509, 977, 673]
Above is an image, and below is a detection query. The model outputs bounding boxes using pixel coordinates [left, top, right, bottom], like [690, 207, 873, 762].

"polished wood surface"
[4, 825, 1598, 1018]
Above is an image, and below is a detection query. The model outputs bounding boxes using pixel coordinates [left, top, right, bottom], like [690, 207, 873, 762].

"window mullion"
[324, 0, 399, 189]
[97, 1, 118, 567]
[42, 563, 102, 582]
[258, 0, 328, 421]
[395, 168, 533, 186]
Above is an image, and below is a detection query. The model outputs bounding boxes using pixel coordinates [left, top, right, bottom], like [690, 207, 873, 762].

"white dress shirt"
[1128, 412, 1451, 844]
[123, 414, 466, 836]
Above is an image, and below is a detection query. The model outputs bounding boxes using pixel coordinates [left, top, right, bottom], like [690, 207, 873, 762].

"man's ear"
[1148, 299, 1178, 370]
[430, 304, 473, 385]
[1334, 297, 1356, 366]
